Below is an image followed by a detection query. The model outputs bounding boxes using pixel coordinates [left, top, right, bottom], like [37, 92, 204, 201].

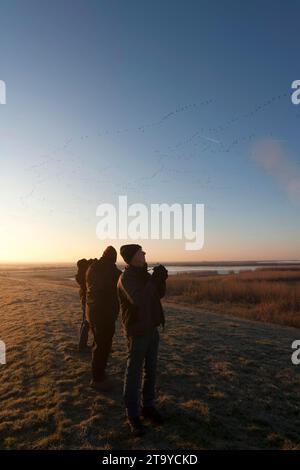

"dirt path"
[0, 272, 300, 449]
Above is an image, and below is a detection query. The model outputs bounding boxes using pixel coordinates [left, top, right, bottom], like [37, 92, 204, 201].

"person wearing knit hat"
[86, 246, 121, 391]
[118, 245, 168, 435]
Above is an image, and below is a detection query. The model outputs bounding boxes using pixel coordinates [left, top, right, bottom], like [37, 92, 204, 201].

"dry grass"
[0, 266, 300, 450]
[166, 269, 300, 328]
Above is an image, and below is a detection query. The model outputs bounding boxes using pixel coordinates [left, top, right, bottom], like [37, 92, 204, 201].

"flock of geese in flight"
[19, 90, 291, 217]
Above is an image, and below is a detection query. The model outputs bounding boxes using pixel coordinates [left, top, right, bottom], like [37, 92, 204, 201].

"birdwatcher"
[118, 244, 168, 436]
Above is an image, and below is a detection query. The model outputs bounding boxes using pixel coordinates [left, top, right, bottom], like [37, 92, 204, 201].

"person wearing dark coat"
[75, 258, 93, 352]
[117, 244, 168, 435]
[86, 246, 121, 390]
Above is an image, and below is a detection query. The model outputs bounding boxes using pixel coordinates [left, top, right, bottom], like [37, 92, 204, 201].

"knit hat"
[77, 258, 88, 268]
[120, 244, 142, 264]
[102, 246, 117, 262]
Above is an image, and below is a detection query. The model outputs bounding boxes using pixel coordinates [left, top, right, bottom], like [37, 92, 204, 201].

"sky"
[1, 0, 300, 263]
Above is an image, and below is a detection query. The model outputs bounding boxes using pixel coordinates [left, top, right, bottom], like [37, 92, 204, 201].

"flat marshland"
[166, 268, 300, 328]
[0, 265, 300, 449]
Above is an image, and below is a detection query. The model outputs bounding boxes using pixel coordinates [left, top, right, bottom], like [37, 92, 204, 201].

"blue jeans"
[124, 328, 159, 418]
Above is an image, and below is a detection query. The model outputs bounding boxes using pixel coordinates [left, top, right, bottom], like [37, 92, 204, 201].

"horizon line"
[0, 259, 300, 266]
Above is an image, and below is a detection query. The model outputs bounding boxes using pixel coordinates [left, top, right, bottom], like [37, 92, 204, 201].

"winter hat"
[77, 258, 88, 268]
[120, 244, 142, 264]
[102, 246, 117, 262]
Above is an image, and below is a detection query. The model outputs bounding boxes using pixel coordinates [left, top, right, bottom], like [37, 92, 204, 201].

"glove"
[152, 264, 168, 282]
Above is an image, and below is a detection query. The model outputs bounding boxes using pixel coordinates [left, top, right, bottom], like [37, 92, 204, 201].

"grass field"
[166, 268, 300, 328]
[0, 266, 300, 449]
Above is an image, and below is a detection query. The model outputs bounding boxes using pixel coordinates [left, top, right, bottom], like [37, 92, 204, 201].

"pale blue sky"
[1, 0, 300, 262]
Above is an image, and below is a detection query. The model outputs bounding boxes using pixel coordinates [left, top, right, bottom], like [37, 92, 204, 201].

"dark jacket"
[86, 257, 121, 322]
[117, 264, 166, 337]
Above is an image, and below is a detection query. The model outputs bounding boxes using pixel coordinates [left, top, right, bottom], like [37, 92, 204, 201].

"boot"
[90, 376, 114, 392]
[141, 406, 164, 425]
[127, 416, 147, 437]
